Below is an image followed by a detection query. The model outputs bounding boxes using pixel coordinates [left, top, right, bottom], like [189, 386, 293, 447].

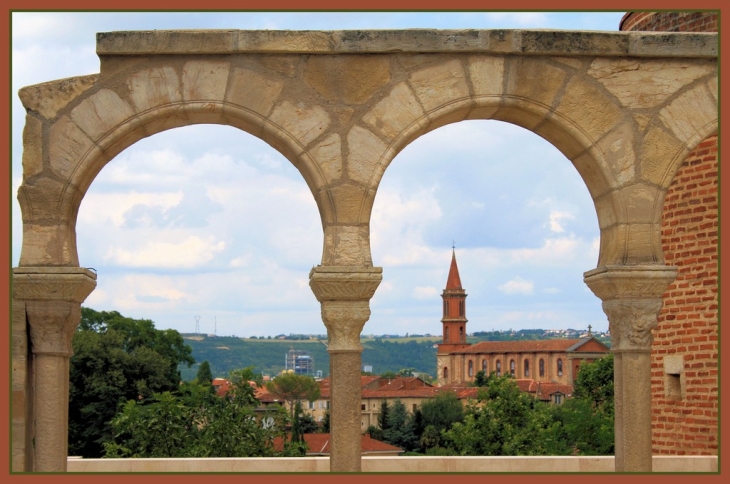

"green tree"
[265, 373, 321, 426]
[196, 361, 213, 386]
[442, 374, 554, 456]
[382, 399, 418, 452]
[377, 399, 390, 431]
[69, 308, 194, 457]
[418, 391, 464, 450]
[104, 368, 291, 458]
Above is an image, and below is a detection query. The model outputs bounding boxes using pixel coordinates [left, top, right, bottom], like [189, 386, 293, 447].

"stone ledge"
[96, 29, 717, 58]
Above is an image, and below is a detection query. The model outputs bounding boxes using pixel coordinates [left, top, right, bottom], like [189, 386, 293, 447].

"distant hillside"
[179, 329, 610, 381]
[179, 335, 439, 381]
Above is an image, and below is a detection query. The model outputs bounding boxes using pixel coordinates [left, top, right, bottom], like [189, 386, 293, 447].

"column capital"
[309, 266, 382, 351]
[13, 267, 97, 302]
[584, 264, 677, 352]
[13, 267, 97, 356]
[309, 266, 382, 302]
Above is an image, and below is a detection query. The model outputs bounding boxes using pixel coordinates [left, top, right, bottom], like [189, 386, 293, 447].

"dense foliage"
[103, 368, 304, 458]
[265, 372, 321, 432]
[69, 308, 194, 457]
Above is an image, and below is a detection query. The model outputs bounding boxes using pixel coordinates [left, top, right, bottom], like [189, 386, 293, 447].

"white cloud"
[79, 191, 183, 227]
[548, 210, 575, 233]
[105, 236, 226, 268]
[498, 276, 534, 295]
[412, 286, 438, 300]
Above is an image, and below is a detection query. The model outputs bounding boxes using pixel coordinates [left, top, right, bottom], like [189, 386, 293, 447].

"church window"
[443, 300, 448, 317]
[468, 360, 474, 377]
[524, 359, 530, 377]
[459, 326, 464, 340]
[482, 359, 487, 372]
[443, 367, 449, 380]
[557, 358, 563, 377]
[496, 360, 501, 376]
[510, 359, 515, 376]
[459, 301, 464, 316]
[539, 359, 545, 377]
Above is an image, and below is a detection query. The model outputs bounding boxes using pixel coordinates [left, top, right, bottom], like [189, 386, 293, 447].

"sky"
[11, 11, 626, 337]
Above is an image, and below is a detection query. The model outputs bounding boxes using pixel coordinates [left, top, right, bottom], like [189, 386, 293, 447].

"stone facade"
[620, 11, 719, 457]
[13, 28, 717, 472]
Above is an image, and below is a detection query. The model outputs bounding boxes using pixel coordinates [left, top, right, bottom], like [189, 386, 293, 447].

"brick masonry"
[621, 12, 718, 456]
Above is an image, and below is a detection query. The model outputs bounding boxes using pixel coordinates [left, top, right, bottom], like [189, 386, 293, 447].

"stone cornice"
[96, 29, 717, 58]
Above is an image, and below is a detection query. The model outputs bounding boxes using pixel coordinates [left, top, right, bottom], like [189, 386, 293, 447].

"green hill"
[179, 335, 438, 381]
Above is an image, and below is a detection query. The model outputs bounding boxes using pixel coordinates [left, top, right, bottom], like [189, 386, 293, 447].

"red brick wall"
[621, 12, 718, 456]
[620, 12, 717, 32]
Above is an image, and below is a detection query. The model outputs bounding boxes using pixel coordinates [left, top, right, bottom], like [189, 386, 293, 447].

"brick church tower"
[436, 249, 471, 384]
[620, 12, 718, 456]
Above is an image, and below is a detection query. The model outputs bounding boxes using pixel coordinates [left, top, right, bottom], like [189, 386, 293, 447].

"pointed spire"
[445, 248, 462, 290]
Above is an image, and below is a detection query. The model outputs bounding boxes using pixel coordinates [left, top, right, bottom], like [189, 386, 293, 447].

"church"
[435, 250, 610, 393]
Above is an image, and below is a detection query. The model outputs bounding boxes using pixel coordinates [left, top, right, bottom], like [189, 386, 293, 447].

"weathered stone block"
[22, 115, 43, 179]
[304, 55, 390, 105]
[226, 66, 284, 117]
[48, 116, 95, 181]
[627, 223, 661, 264]
[362, 82, 424, 141]
[182, 60, 230, 101]
[588, 59, 715, 109]
[17, 74, 99, 120]
[268, 100, 330, 148]
[17, 223, 77, 266]
[593, 193, 618, 230]
[324, 225, 373, 266]
[659, 82, 718, 145]
[409, 59, 469, 112]
[638, 126, 685, 187]
[616, 184, 662, 224]
[596, 122, 637, 187]
[127, 66, 182, 112]
[330, 184, 368, 224]
[555, 77, 623, 145]
[69, 88, 134, 141]
[505, 58, 565, 108]
[468, 55, 504, 96]
[346, 125, 387, 186]
[307, 134, 342, 184]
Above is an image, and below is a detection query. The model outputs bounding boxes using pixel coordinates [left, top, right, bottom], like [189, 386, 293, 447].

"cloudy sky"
[11, 11, 625, 337]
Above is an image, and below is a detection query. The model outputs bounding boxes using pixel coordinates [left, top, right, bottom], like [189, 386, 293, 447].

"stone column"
[13, 267, 97, 472]
[309, 266, 382, 473]
[584, 265, 676, 472]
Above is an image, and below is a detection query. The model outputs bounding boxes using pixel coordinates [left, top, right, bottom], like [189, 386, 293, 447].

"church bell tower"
[436, 248, 471, 385]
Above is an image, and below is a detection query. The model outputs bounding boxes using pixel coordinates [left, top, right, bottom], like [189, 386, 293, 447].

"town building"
[436, 250, 610, 390]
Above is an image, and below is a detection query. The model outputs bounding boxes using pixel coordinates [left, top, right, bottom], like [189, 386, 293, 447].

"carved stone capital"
[584, 265, 676, 351]
[602, 298, 663, 351]
[13, 267, 97, 356]
[321, 300, 371, 351]
[25, 301, 81, 356]
[309, 266, 382, 302]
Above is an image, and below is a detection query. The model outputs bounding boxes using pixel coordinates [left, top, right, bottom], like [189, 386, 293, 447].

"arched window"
[468, 360, 474, 377]
[445, 326, 449, 342]
[496, 360, 501, 377]
[459, 326, 464, 340]
[539, 358, 545, 377]
[524, 359, 530, 377]
[459, 301, 464, 316]
[443, 300, 448, 317]
[510, 359, 515, 376]
[443, 366, 449, 380]
[557, 358, 563, 377]
[482, 359, 487, 372]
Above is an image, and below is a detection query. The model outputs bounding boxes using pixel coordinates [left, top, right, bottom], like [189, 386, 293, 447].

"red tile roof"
[272, 434, 402, 455]
[454, 338, 604, 354]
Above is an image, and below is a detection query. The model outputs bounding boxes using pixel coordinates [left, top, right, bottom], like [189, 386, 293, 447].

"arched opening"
[468, 360, 474, 377]
[482, 358, 487, 372]
[539, 358, 545, 378]
[72, 123, 323, 456]
[370, 118, 603, 378]
[510, 359, 515, 376]
[557, 358, 564, 377]
[524, 359, 530, 377]
[496, 360, 502, 377]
